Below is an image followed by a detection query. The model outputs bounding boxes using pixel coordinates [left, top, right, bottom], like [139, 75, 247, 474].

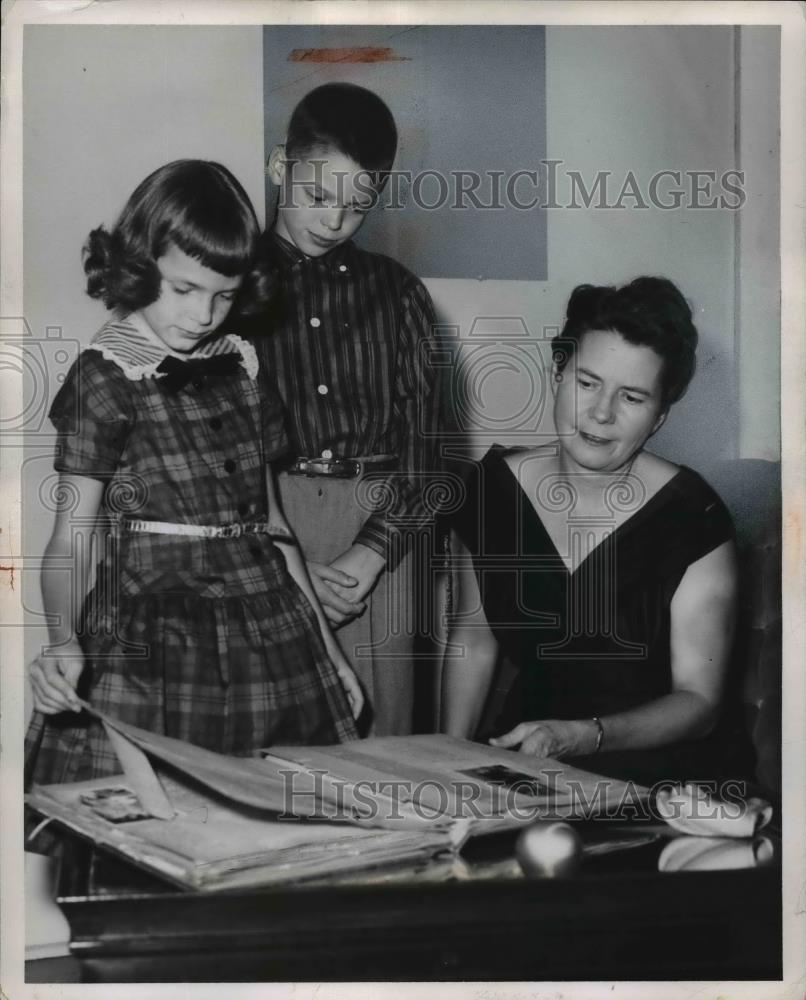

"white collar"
[85, 312, 259, 381]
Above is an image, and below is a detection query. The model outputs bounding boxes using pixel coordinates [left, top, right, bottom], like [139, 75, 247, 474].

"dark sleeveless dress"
[449, 446, 754, 785]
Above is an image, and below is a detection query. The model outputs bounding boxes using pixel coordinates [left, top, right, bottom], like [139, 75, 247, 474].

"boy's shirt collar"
[268, 230, 354, 271]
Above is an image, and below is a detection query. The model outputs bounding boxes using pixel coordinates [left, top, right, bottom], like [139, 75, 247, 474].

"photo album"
[25, 706, 646, 891]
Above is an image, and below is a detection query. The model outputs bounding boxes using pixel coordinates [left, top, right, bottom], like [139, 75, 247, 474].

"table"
[28, 822, 782, 983]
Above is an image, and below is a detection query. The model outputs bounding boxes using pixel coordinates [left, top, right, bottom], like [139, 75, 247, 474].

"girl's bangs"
[170, 204, 257, 277]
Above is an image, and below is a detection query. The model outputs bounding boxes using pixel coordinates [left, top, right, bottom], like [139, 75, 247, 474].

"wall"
[428, 26, 772, 462]
[23, 26, 265, 348]
[737, 27, 781, 462]
[262, 24, 548, 280]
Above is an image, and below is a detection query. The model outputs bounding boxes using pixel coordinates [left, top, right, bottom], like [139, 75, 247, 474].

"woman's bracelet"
[591, 716, 605, 754]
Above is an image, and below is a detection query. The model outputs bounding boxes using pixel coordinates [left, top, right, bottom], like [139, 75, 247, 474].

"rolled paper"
[655, 784, 772, 838]
[658, 834, 774, 872]
[515, 821, 583, 878]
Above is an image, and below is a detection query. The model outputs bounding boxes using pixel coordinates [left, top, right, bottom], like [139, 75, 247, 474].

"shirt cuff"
[353, 514, 410, 573]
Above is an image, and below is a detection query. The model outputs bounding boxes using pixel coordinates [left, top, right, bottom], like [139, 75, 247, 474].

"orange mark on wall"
[289, 47, 408, 63]
[0, 565, 15, 591]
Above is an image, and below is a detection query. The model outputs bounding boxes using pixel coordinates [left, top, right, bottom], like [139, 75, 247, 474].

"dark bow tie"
[157, 352, 241, 392]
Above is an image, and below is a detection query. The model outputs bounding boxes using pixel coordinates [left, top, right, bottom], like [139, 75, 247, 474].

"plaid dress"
[26, 313, 358, 789]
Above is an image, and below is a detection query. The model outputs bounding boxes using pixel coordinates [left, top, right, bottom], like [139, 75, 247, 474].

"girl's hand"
[337, 663, 365, 721]
[28, 643, 85, 715]
[323, 638, 365, 720]
[490, 719, 597, 758]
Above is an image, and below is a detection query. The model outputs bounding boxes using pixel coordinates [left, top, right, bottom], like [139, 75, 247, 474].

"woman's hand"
[28, 642, 85, 715]
[490, 719, 598, 758]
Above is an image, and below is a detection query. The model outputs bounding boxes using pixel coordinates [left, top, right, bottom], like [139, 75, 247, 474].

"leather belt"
[287, 455, 397, 479]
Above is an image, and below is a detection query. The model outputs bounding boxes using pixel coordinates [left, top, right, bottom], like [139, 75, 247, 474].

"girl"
[26, 160, 362, 789]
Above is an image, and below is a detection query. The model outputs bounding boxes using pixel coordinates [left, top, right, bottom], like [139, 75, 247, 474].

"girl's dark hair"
[83, 160, 274, 315]
[285, 83, 397, 183]
[552, 276, 699, 408]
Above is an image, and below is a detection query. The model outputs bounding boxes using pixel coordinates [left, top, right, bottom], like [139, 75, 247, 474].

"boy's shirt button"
[321, 449, 333, 459]
[237, 501, 250, 516]
[338, 265, 348, 273]
[317, 384, 329, 395]
[309, 317, 321, 328]
[224, 459, 236, 473]
[208, 417, 222, 431]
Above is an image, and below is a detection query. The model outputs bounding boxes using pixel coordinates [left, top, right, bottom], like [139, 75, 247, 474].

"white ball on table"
[515, 821, 583, 878]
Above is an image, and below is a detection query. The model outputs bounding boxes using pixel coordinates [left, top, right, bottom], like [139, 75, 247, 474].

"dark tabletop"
[28, 818, 781, 984]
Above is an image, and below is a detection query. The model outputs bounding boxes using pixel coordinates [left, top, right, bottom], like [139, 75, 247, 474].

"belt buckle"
[294, 457, 363, 478]
[330, 460, 360, 478]
[319, 458, 353, 478]
[224, 522, 244, 538]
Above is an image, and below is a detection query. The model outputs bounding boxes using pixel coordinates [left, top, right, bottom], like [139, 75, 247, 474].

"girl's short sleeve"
[49, 349, 134, 480]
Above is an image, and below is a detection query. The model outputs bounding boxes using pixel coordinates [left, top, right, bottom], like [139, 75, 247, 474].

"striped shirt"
[247, 233, 443, 568]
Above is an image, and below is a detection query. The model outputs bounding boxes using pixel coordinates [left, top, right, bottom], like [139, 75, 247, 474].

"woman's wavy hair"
[83, 160, 274, 316]
[552, 276, 699, 409]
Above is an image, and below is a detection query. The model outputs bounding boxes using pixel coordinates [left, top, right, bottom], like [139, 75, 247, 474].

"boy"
[253, 83, 443, 735]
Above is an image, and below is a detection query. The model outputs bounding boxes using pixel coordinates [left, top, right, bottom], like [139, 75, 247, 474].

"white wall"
[426, 26, 772, 470]
[737, 27, 781, 462]
[24, 27, 265, 351]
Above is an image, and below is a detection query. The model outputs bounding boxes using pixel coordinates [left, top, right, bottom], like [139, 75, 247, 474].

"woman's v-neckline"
[490, 448, 686, 577]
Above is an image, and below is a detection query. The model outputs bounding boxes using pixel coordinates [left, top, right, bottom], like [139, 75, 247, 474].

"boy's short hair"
[83, 160, 273, 316]
[552, 276, 699, 409]
[285, 83, 398, 181]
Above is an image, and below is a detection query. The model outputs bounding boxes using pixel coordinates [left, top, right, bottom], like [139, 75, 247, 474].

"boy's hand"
[307, 561, 366, 626]
[28, 642, 84, 714]
[308, 545, 386, 628]
[327, 544, 385, 614]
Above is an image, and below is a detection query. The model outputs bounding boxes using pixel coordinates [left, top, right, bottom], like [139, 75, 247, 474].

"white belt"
[120, 518, 272, 539]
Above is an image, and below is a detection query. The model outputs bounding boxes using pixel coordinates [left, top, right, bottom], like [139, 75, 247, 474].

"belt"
[119, 518, 273, 539]
[287, 455, 397, 479]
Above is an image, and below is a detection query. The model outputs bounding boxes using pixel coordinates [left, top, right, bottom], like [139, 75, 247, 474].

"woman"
[441, 277, 752, 784]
